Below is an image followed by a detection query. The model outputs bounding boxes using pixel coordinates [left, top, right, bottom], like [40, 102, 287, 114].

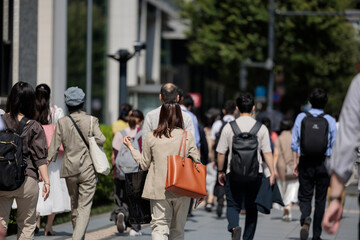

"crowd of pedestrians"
[0, 80, 359, 240]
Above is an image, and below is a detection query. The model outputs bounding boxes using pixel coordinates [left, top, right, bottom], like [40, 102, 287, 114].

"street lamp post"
[108, 42, 146, 113]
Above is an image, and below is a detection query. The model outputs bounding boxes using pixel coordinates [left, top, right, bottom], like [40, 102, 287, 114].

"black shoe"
[117, 213, 126, 233]
[300, 217, 312, 240]
[231, 226, 241, 240]
[216, 204, 223, 217]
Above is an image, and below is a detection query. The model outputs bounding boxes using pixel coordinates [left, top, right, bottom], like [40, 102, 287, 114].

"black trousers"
[298, 156, 330, 240]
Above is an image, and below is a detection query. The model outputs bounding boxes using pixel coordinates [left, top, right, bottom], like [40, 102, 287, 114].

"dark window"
[0, 0, 13, 97]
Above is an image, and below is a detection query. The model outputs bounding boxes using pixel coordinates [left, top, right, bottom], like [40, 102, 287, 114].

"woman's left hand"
[42, 183, 50, 201]
[123, 136, 134, 151]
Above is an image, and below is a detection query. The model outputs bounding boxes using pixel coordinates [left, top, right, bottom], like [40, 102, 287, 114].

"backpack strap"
[304, 111, 313, 117]
[230, 121, 241, 135]
[318, 113, 326, 118]
[120, 129, 127, 138]
[68, 115, 89, 149]
[249, 121, 262, 135]
[134, 130, 142, 141]
[17, 117, 29, 135]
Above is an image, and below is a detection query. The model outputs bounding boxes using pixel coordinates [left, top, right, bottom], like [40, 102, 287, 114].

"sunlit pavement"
[7, 189, 358, 240]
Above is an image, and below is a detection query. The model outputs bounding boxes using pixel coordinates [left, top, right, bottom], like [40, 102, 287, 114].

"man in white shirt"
[217, 93, 275, 240]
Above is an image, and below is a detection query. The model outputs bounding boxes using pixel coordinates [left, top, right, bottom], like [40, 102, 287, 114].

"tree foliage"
[180, 0, 358, 114]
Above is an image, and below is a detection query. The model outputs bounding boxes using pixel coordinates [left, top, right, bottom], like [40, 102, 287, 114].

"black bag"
[125, 170, 151, 224]
[300, 112, 329, 157]
[229, 121, 262, 183]
[0, 117, 28, 191]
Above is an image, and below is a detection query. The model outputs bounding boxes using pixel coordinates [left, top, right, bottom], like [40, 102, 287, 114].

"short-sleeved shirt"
[2, 113, 48, 180]
[216, 116, 272, 174]
[210, 115, 235, 140]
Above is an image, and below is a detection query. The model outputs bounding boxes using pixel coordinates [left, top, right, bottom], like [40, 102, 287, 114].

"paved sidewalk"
[7, 194, 358, 239]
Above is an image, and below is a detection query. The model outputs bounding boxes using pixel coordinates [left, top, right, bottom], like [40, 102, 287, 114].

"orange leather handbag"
[165, 131, 207, 198]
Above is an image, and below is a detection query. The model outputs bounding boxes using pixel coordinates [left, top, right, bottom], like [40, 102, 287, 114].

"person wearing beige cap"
[47, 87, 106, 240]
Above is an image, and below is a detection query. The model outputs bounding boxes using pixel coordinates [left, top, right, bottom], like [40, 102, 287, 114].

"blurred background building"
[0, 0, 218, 124]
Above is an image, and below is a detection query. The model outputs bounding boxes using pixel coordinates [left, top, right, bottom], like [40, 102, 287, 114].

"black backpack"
[229, 120, 262, 183]
[300, 112, 329, 157]
[0, 117, 28, 191]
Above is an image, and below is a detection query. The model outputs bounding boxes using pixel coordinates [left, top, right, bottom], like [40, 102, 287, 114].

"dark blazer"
[255, 177, 284, 214]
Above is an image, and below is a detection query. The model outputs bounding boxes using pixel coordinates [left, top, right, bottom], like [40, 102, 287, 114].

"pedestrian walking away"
[34, 83, 71, 236]
[47, 87, 106, 240]
[291, 88, 337, 240]
[112, 109, 145, 236]
[216, 93, 275, 240]
[0, 82, 50, 239]
[273, 118, 299, 222]
[123, 101, 200, 240]
[209, 100, 237, 217]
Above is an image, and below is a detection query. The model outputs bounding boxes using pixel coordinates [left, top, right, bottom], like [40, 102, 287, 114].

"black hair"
[128, 109, 144, 129]
[160, 83, 178, 103]
[66, 102, 85, 113]
[223, 100, 236, 115]
[182, 94, 194, 108]
[280, 118, 293, 131]
[309, 88, 328, 109]
[35, 83, 51, 125]
[118, 103, 132, 121]
[6, 81, 36, 120]
[236, 93, 254, 113]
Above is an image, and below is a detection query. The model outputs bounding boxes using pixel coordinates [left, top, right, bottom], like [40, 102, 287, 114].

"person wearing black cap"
[47, 87, 106, 240]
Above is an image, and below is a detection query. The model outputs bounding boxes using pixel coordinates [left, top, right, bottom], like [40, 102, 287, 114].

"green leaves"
[180, 0, 358, 114]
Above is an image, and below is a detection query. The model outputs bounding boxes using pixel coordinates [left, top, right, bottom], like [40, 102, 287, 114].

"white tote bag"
[89, 117, 110, 175]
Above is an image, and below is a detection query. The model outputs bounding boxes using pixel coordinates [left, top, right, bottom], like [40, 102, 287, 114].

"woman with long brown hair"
[124, 102, 200, 240]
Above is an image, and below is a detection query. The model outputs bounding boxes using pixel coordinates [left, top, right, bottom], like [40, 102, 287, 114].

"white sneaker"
[129, 229, 142, 236]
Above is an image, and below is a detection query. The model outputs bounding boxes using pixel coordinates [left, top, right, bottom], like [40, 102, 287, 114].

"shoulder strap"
[304, 111, 313, 117]
[318, 113, 326, 118]
[230, 121, 241, 135]
[120, 129, 127, 137]
[134, 130, 142, 141]
[68, 115, 89, 149]
[249, 121, 262, 135]
[178, 131, 187, 157]
[17, 117, 29, 135]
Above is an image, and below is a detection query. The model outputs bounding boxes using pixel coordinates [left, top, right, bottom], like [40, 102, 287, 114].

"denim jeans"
[225, 173, 262, 240]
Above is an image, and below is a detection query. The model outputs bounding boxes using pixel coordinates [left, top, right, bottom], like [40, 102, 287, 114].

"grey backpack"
[115, 130, 142, 179]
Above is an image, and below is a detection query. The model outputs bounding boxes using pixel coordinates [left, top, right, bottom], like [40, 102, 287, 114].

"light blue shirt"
[291, 108, 337, 156]
[181, 105, 200, 148]
[0, 115, 4, 131]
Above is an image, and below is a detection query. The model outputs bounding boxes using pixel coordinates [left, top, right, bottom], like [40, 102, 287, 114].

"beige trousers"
[66, 165, 97, 240]
[0, 176, 39, 240]
[150, 196, 190, 240]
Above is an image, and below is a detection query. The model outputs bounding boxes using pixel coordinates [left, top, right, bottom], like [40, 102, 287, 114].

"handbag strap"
[68, 115, 89, 149]
[178, 131, 187, 157]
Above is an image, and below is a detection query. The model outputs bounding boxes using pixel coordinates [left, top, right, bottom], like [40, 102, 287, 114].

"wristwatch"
[217, 169, 225, 174]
